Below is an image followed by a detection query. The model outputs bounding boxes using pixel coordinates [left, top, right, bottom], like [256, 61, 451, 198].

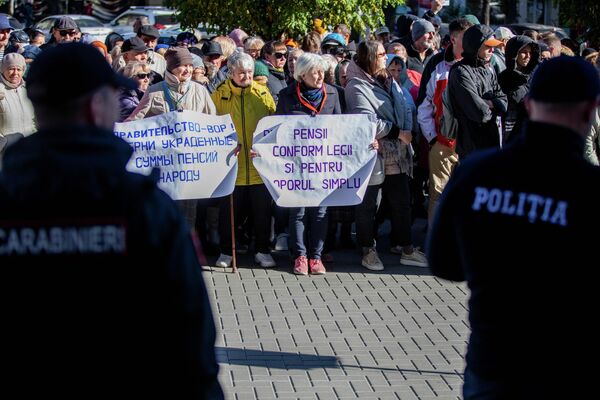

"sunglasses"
[136, 73, 150, 79]
[273, 52, 287, 59]
[59, 30, 77, 37]
[0, 29, 11, 35]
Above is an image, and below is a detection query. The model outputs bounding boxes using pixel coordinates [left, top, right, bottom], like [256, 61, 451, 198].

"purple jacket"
[118, 88, 144, 122]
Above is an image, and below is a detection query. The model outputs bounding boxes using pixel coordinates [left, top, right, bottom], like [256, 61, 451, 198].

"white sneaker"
[400, 248, 428, 267]
[274, 233, 289, 251]
[361, 248, 384, 271]
[255, 252, 276, 267]
[215, 253, 232, 268]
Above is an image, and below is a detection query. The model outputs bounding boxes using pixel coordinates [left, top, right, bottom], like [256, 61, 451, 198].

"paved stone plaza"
[203, 224, 469, 399]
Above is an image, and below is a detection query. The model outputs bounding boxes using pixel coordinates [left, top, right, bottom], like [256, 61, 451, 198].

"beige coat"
[0, 76, 35, 138]
[124, 70, 216, 228]
[126, 71, 216, 120]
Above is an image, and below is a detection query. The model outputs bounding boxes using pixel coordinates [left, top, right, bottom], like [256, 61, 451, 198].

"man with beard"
[202, 40, 228, 93]
[398, 18, 435, 74]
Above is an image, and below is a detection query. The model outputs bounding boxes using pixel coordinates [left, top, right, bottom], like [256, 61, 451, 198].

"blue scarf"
[300, 82, 324, 109]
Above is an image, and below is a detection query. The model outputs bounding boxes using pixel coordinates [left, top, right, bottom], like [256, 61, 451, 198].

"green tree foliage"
[166, 0, 404, 39]
[558, 0, 600, 46]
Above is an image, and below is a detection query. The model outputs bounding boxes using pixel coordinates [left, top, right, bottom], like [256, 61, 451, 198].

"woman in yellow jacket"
[211, 52, 276, 268]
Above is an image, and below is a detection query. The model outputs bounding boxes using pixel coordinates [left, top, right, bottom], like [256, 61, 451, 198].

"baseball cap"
[0, 15, 12, 31]
[529, 55, 600, 103]
[52, 16, 79, 30]
[26, 43, 136, 104]
[321, 33, 346, 47]
[494, 27, 515, 40]
[202, 41, 223, 56]
[137, 24, 160, 38]
[375, 26, 390, 36]
[483, 35, 503, 47]
[121, 37, 149, 53]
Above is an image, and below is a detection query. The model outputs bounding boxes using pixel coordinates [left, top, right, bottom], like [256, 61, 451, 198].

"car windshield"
[155, 14, 178, 25]
[75, 18, 103, 28]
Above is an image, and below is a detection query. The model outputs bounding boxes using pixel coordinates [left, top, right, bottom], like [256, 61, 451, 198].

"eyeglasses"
[59, 30, 77, 37]
[377, 52, 387, 58]
[273, 52, 287, 59]
[136, 73, 150, 79]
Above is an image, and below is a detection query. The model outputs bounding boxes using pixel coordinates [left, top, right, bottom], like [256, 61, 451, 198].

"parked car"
[505, 23, 569, 39]
[33, 14, 112, 43]
[106, 6, 178, 38]
[159, 23, 219, 44]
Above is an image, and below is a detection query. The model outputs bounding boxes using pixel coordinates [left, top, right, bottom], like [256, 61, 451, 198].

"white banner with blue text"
[252, 114, 377, 207]
[114, 110, 238, 200]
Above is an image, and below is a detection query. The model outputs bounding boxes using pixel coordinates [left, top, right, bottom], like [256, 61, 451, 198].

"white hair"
[293, 52, 326, 82]
[227, 51, 254, 75]
[243, 36, 264, 50]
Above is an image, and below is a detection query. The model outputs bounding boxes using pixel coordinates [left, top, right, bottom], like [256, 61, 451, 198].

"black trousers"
[218, 184, 272, 256]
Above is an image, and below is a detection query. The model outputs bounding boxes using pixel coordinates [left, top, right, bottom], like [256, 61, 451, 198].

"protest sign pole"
[230, 194, 237, 273]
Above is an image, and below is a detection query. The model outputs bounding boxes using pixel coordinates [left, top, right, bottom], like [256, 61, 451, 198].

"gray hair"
[244, 36, 264, 51]
[227, 51, 254, 75]
[321, 54, 338, 85]
[293, 52, 326, 82]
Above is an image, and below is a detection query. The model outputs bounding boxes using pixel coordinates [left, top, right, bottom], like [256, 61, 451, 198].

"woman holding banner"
[125, 47, 217, 229]
[275, 52, 342, 275]
[211, 52, 277, 268]
[345, 40, 427, 271]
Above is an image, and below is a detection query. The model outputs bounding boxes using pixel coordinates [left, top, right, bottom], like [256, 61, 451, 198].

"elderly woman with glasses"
[210, 52, 276, 269]
[0, 53, 35, 146]
[256, 40, 288, 104]
[118, 61, 152, 122]
[345, 40, 427, 272]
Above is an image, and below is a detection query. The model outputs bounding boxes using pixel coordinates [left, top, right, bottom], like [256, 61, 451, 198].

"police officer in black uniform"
[427, 56, 600, 399]
[0, 43, 223, 399]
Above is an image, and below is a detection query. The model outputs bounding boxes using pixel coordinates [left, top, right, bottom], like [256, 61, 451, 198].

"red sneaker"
[309, 258, 326, 275]
[293, 256, 308, 275]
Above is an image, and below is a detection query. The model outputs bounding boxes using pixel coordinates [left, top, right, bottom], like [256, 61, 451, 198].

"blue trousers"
[289, 207, 327, 259]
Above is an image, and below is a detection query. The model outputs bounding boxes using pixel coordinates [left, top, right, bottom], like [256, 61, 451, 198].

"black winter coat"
[275, 82, 342, 116]
[498, 35, 540, 140]
[447, 24, 507, 158]
[0, 126, 223, 399]
[258, 60, 288, 104]
[427, 121, 600, 396]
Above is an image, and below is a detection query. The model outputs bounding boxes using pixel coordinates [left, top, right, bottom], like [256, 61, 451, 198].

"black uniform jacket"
[0, 126, 223, 399]
[427, 121, 600, 397]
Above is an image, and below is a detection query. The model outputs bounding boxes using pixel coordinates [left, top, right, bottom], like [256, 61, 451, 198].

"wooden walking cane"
[230, 193, 237, 273]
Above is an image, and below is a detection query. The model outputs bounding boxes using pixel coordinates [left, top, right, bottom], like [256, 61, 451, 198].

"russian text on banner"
[114, 110, 238, 200]
[252, 114, 377, 207]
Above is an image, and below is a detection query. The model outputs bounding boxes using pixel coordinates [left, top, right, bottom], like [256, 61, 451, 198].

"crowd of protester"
[1, 3, 599, 276]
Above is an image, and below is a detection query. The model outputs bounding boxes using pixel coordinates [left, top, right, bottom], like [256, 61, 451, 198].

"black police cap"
[529, 55, 600, 103]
